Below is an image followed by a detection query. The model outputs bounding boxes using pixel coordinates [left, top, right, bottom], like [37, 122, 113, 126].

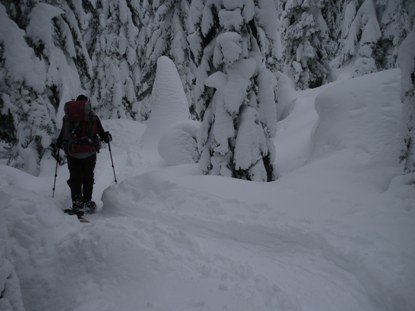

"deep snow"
[1, 69, 414, 311]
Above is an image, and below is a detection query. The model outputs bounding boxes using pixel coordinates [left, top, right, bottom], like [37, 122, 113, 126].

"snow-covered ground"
[1, 68, 414, 311]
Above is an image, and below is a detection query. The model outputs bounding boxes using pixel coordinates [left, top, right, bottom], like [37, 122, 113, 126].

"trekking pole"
[108, 141, 118, 184]
[52, 152, 59, 198]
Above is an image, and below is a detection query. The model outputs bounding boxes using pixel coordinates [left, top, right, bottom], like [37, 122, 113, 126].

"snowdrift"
[311, 69, 402, 164]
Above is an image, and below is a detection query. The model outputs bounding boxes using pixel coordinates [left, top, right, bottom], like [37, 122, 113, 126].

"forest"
[0, 0, 414, 178]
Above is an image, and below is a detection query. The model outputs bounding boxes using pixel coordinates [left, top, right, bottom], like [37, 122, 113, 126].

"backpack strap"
[62, 116, 70, 141]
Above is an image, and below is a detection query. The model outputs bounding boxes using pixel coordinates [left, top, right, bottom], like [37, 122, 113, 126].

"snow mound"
[0, 165, 45, 190]
[141, 56, 190, 153]
[158, 120, 200, 166]
[0, 184, 84, 311]
[0, 255, 25, 311]
[311, 69, 402, 164]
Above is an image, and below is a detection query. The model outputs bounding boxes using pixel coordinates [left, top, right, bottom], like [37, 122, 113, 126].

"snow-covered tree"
[0, 3, 66, 175]
[282, 0, 333, 89]
[321, 0, 343, 60]
[88, 0, 141, 119]
[193, 0, 278, 181]
[334, 0, 382, 78]
[374, 0, 412, 69]
[398, 29, 415, 175]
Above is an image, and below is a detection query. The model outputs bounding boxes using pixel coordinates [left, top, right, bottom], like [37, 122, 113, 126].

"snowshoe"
[63, 208, 89, 223]
[64, 198, 85, 218]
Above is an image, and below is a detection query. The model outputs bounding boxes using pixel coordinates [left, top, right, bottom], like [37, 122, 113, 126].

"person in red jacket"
[55, 95, 112, 218]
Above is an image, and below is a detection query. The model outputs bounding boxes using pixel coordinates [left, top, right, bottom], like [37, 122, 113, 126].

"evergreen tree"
[334, 0, 382, 78]
[322, 0, 343, 60]
[398, 29, 415, 175]
[375, 0, 412, 69]
[187, 0, 216, 120]
[281, 0, 333, 89]
[89, 0, 141, 119]
[194, 0, 278, 181]
[0, 2, 84, 175]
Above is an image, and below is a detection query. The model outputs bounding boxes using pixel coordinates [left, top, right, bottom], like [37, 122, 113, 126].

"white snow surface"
[1, 69, 415, 311]
[141, 56, 190, 154]
[158, 120, 200, 166]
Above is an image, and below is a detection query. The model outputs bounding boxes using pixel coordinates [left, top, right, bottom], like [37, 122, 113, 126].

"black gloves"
[50, 141, 65, 165]
[103, 131, 112, 143]
[50, 141, 58, 155]
[55, 140, 62, 149]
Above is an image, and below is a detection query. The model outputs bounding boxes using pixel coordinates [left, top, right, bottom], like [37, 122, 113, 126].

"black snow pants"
[67, 154, 96, 203]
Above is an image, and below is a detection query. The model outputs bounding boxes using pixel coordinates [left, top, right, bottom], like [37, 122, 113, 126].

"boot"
[84, 201, 96, 214]
[64, 196, 84, 217]
[72, 199, 84, 217]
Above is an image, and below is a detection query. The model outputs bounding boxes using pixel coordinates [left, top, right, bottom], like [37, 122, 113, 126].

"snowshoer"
[54, 95, 112, 217]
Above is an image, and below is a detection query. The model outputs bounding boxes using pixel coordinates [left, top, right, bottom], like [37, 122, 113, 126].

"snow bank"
[276, 71, 296, 121]
[0, 253, 25, 311]
[0, 172, 83, 311]
[101, 152, 415, 311]
[158, 120, 200, 166]
[311, 69, 402, 165]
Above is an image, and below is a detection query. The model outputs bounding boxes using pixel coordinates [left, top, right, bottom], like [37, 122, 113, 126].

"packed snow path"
[1, 70, 414, 311]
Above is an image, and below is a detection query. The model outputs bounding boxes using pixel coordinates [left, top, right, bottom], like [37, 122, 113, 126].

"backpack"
[62, 100, 101, 157]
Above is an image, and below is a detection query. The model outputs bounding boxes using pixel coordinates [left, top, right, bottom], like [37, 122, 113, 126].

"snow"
[141, 56, 190, 154]
[398, 29, 415, 173]
[311, 69, 402, 162]
[26, 2, 84, 112]
[213, 32, 243, 66]
[336, 0, 382, 78]
[218, 9, 243, 31]
[158, 120, 200, 166]
[0, 4, 46, 92]
[276, 71, 296, 121]
[398, 29, 415, 97]
[234, 106, 267, 174]
[1, 69, 415, 311]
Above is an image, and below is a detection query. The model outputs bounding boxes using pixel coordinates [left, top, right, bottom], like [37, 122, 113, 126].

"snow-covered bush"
[398, 30, 415, 174]
[158, 120, 200, 165]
